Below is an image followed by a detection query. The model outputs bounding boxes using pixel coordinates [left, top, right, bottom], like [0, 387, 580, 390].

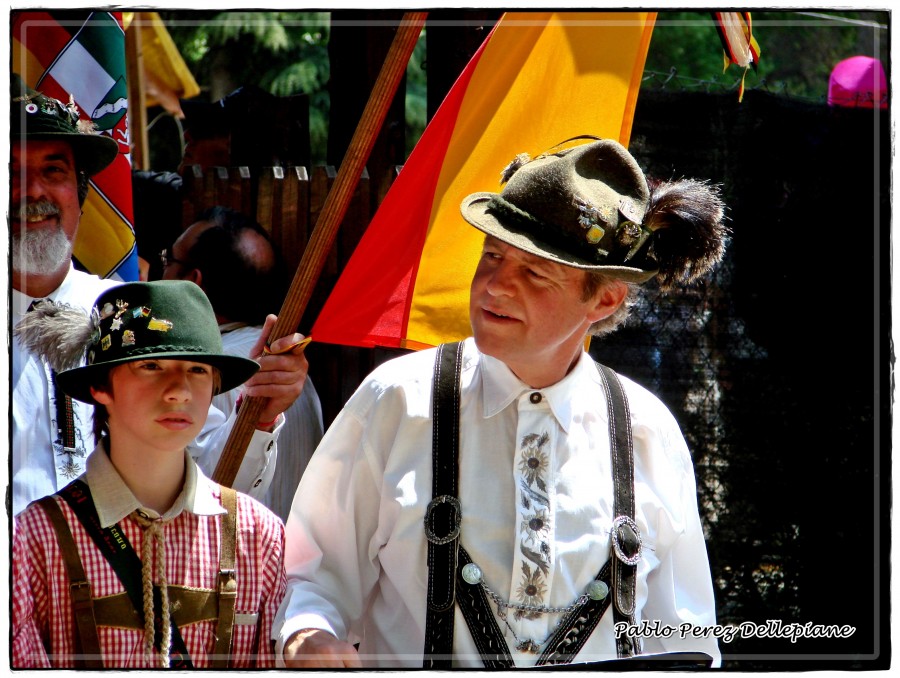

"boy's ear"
[90, 385, 113, 405]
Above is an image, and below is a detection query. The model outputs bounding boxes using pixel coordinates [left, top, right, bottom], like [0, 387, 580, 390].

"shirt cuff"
[274, 614, 339, 667]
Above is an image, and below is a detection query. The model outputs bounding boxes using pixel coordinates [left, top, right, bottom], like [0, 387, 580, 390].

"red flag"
[312, 12, 656, 349]
[12, 10, 138, 281]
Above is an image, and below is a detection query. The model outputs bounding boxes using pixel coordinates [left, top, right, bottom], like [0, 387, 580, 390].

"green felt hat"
[461, 138, 657, 282]
[56, 280, 260, 404]
[11, 72, 118, 177]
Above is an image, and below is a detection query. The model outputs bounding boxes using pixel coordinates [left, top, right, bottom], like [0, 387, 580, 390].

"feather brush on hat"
[14, 300, 97, 374]
[643, 177, 728, 292]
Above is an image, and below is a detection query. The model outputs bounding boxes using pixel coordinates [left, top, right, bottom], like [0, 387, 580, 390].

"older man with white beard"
[11, 73, 311, 516]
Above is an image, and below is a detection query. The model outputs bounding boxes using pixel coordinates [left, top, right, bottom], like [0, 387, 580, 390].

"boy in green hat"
[12, 280, 286, 668]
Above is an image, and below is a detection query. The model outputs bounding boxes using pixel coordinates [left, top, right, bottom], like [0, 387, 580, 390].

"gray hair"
[582, 271, 639, 337]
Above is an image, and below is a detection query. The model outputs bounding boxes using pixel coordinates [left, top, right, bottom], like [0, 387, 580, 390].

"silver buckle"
[424, 495, 462, 545]
[611, 515, 643, 566]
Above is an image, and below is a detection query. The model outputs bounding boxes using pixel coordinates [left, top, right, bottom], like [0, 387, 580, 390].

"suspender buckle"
[611, 515, 643, 566]
[424, 495, 462, 545]
[69, 579, 94, 608]
[218, 569, 238, 598]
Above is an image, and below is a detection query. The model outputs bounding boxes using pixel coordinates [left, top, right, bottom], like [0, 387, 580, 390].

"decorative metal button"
[586, 580, 609, 601]
[529, 392, 542, 404]
[461, 562, 483, 585]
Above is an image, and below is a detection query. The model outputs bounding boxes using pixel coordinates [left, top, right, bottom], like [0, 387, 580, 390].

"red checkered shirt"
[12, 448, 286, 668]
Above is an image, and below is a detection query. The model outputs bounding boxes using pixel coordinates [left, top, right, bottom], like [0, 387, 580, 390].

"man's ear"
[586, 279, 628, 323]
[185, 267, 203, 287]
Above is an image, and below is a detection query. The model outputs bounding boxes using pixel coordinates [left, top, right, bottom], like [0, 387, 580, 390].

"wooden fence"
[179, 162, 405, 426]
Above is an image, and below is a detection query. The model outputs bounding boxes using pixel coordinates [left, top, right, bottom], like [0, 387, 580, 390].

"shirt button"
[253, 478, 262, 488]
[266, 441, 274, 452]
[529, 392, 542, 404]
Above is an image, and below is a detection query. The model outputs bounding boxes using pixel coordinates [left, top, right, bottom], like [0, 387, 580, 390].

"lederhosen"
[422, 342, 644, 668]
[35, 480, 245, 669]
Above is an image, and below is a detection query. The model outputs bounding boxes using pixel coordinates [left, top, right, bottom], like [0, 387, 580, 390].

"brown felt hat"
[11, 72, 118, 177]
[461, 138, 658, 282]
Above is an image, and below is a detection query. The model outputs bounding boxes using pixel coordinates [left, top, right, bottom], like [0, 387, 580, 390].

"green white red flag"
[12, 10, 138, 281]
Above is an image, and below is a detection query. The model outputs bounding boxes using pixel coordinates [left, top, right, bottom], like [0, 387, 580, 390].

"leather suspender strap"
[211, 486, 239, 669]
[57, 480, 195, 669]
[455, 546, 514, 668]
[422, 341, 464, 669]
[424, 345, 642, 667]
[596, 363, 643, 658]
[37, 496, 103, 669]
[536, 561, 616, 665]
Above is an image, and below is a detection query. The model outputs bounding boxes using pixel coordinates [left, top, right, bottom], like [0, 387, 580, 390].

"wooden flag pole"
[213, 12, 428, 487]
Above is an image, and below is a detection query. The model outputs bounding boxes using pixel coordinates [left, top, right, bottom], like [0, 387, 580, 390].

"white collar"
[84, 439, 227, 527]
[477, 342, 597, 434]
[11, 263, 74, 319]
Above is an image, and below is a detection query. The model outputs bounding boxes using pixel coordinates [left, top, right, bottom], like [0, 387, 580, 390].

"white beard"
[12, 224, 73, 276]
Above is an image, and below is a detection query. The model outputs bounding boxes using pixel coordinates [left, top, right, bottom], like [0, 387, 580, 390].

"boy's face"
[91, 359, 215, 454]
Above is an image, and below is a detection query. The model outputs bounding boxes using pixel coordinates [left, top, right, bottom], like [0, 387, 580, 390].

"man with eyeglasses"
[157, 206, 324, 523]
[11, 74, 310, 516]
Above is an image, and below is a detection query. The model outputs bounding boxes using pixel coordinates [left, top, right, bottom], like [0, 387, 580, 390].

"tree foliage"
[155, 10, 885, 167]
[160, 11, 332, 161]
[644, 11, 887, 102]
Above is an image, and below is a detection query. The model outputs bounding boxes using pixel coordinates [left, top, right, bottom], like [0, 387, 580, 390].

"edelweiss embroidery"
[59, 458, 83, 479]
[518, 432, 549, 490]
[514, 430, 552, 614]
[514, 562, 548, 621]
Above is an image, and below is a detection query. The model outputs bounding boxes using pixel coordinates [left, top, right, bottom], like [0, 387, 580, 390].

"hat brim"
[15, 131, 119, 177]
[56, 352, 260, 405]
[460, 192, 657, 283]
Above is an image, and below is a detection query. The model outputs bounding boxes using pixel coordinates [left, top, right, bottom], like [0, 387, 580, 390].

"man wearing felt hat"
[275, 137, 727, 668]
[11, 73, 311, 516]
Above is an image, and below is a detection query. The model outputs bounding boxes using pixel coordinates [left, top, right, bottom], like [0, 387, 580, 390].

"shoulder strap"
[595, 363, 643, 658]
[422, 341, 464, 669]
[57, 480, 195, 669]
[211, 486, 239, 669]
[424, 347, 642, 667]
[454, 546, 514, 667]
[36, 495, 103, 669]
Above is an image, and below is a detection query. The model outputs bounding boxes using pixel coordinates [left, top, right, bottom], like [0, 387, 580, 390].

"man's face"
[160, 220, 212, 281]
[469, 236, 613, 388]
[10, 140, 81, 276]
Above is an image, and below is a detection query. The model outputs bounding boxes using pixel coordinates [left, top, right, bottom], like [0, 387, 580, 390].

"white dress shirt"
[274, 337, 719, 668]
[11, 265, 280, 515]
